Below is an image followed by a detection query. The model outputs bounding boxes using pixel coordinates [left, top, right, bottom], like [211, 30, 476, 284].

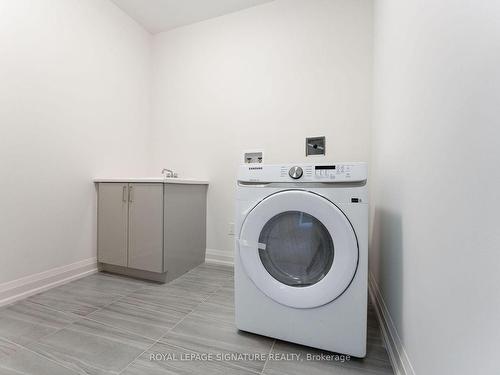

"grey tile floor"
[0, 263, 394, 375]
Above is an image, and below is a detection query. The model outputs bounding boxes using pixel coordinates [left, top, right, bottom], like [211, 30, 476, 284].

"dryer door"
[238, 190, 358, 308]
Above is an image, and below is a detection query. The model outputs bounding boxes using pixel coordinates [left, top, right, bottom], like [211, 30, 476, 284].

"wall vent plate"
[306, 136, 326, 156]
[244, 151, 263, 164]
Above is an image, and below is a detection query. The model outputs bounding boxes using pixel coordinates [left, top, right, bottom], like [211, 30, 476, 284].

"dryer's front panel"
[238, 190, 359, 309]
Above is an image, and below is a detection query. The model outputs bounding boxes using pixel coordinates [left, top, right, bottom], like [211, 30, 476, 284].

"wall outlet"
[228, 222, 235, 236]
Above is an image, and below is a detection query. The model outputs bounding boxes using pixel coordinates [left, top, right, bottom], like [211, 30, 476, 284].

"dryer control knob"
[289, 166, 303, 179]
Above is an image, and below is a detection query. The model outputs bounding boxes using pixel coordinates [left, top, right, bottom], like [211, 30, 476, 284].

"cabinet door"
[128, 183, 164, 273]
[97, 183, 128, 267]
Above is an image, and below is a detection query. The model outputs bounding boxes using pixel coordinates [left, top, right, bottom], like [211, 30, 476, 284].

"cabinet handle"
[122, 186, 127, 202]
[129, 186, 133, 203]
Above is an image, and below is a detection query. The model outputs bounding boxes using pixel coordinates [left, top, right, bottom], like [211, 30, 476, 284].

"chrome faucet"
[162, 168, 178, 178]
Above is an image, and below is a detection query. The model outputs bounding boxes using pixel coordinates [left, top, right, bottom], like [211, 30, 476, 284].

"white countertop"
[93, 177, 209, 185]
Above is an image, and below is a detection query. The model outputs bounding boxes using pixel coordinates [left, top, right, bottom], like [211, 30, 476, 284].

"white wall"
[371, 1, 500, 374]
[0, 0, 151, 284]
[150, 0, 373, 256]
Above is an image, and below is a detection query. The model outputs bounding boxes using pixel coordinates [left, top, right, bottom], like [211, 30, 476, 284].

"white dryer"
[235, 163, 368, 357]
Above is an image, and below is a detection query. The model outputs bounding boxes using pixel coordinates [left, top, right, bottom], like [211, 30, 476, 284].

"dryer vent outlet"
[306, 136, 326, 156]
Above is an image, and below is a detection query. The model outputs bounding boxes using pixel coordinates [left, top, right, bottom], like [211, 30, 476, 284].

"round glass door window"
[258, 211, 334, 287]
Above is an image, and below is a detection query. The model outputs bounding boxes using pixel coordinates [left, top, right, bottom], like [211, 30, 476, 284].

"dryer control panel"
[238, 163, 367, 183]
[314, 165, 353, 179]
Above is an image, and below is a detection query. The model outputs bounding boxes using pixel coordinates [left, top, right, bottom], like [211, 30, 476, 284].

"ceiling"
[111, 0, 275, 34]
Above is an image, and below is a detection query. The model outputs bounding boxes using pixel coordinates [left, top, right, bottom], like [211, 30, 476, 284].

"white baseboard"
[206, 248, 234, 266]
[0, 257, 98, 307]
[368, 272, 416, 375]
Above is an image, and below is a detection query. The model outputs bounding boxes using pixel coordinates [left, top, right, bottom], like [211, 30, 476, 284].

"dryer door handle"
[237, 239, 267, 250]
